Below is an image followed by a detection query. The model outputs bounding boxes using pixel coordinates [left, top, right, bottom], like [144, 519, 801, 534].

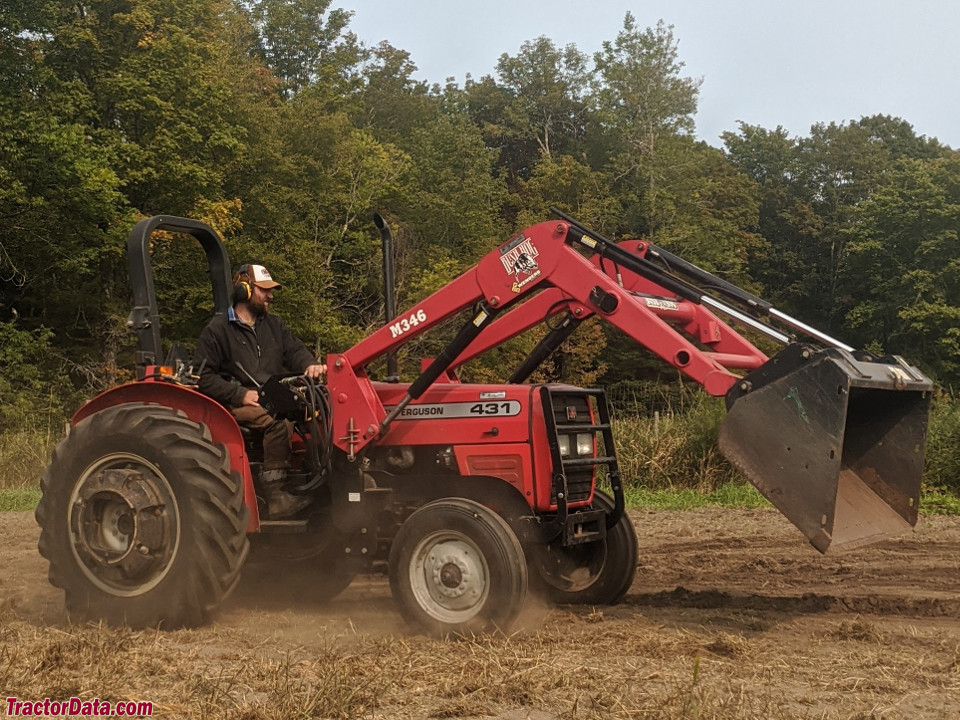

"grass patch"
[918, 485, 960, 515]
[0, 487, 41, 512]
[624, 482, 772, 510]
[622, 480, 960, 514]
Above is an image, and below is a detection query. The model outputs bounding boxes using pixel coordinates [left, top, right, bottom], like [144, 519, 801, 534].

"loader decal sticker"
[783, 386, 810, 423]
[384, 401, 522, 419]
[644, 297, 680, 312]
[499, 236, 542, 293]
[389, 308, 428, 338]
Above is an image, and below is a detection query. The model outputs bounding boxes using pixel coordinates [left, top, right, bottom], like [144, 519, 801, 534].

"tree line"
[2, 0, 958, 430]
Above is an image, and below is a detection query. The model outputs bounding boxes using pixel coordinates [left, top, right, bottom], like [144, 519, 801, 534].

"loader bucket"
[719, 344, 932, 553]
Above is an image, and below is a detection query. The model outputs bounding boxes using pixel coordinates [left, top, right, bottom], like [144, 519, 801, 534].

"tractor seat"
[238, 424, 264, 463]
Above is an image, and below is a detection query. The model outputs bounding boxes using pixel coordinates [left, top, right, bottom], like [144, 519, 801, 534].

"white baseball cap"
[246, 264, 281, 289]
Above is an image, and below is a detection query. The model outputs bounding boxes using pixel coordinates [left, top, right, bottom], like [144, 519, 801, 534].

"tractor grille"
[544, 388, 618, 506]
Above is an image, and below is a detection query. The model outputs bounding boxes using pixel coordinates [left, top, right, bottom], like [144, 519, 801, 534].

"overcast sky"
[340, 0, 960, 149]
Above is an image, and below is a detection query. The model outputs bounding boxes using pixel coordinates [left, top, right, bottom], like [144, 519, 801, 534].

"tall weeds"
[611, 383, 960, 499]
[924, 389, 960, 494]
[0, 427, 59, 490]
[1, 385, 958, 504]
[610, 388, 743, 492]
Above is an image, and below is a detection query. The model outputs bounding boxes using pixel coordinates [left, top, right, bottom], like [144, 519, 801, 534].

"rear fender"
[72, 381, 261, 531]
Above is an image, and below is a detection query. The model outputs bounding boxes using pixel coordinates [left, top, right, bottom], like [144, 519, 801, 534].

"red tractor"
[36, 211, 933, 635]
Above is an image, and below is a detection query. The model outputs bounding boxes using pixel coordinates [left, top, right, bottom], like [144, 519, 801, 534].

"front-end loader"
[451, 209, 932, 554]
[36, 210, 932, 635]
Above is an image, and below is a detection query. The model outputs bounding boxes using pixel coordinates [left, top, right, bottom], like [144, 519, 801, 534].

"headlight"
[558, 435, 571, 457]
[576, 433, 594, 456]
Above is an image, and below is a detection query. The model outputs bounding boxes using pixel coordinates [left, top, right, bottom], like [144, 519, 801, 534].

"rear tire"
[36, 403, 249, 628]
[389, 498, 527, 636]
[531, 490, 637, 605]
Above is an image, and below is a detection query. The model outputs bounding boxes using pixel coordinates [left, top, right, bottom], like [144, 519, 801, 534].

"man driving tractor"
[193, 263, 326, 519]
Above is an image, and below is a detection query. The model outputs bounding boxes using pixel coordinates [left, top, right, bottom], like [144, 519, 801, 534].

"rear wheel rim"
[68, 452, 181, 597]
[408, 530, 490, 624]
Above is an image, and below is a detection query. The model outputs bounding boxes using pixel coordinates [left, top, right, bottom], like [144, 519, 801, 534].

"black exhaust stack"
[374, 213, 400, 382]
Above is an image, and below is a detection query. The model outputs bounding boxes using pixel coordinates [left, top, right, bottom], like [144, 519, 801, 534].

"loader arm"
[327, 220, 760, 458]
[451, 241, 770, 381]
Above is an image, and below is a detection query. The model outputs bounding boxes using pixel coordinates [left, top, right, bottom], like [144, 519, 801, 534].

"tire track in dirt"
[626, 507, 960, 622]
[626, 586, 960, 617]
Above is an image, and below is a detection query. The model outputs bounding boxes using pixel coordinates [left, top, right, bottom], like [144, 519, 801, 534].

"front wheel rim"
[68, 453, 181, 597]
[409, 530, 490, 624]
[541, 541, 607, 592]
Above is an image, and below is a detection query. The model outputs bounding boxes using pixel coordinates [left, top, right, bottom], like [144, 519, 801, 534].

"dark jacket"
[194, 307, 318, 409]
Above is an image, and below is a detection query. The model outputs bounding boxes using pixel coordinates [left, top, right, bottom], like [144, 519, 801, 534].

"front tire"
[389, 498, 527, 636]
[36, 403, 249, 628]
[532, 490, 637, 605]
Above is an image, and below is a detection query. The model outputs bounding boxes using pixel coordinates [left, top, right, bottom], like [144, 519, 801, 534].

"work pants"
[231, 406, 293, 471]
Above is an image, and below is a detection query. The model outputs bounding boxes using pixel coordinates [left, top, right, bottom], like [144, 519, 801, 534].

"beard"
[247, 293, 269, 317]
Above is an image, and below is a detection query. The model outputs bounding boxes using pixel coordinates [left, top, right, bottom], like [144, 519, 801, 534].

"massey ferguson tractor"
[36, 210, 933, 635]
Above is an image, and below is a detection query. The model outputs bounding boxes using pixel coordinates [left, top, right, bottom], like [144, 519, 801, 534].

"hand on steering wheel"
[303, 363, 326, 381]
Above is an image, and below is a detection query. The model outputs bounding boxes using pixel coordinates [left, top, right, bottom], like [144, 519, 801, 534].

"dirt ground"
[2, 507, 959, 719]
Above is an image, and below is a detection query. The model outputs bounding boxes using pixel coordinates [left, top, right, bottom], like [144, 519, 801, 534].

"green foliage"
[245, 0, 360, 96]
[0, 97, 132, 343]
[724, 115, 951, 339]
[924, 391, 960, 494]
[592, 16, 701, 240]
[0, 321, 51, 425]
[513, 155, 619, 230]
[390, 111, 507, 265]
[0, 321, 76, 431]
[33, 0, 255, 215]
[0, 0, 268, 399]
[354, 42, 444, 143]
[649, 140, 763, 279]
[920, 486, 960, 516]
[844, 155, 960, 384]
[471, 36, 590, 189]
